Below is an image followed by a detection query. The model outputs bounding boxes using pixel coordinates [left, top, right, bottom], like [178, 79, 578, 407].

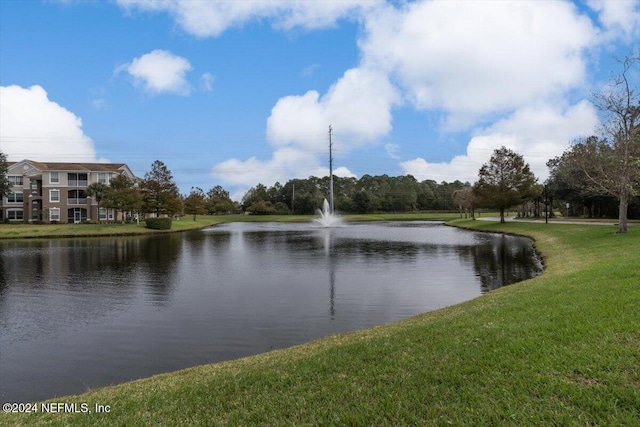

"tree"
[0, 151, 10, 199]
[571, 54, 640, 233]
[206, 185, 237, 214]
[547, 138, 623, 219]
[474, 147, 538, 223]
[184, 187, 207, 220]
[102, 174, 141, 223]
[453, 186, 476, 219]
[140, 160, 182, 217]
[241, 183, 269, 212]
[85, 182, 109, 222]
[417, 180, 437, 210]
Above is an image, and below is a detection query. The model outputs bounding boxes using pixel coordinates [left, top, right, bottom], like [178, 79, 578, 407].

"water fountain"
[314, 198, 343, 227]
[313, 126, 343, 227]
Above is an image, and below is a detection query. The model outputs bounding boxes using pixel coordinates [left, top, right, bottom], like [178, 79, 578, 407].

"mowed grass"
[2, 220, 639, 426]
[0, 212, 461, 239]
[0, 217, 222, 238]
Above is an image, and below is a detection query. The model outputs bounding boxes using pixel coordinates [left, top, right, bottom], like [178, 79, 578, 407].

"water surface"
[0, 221, 541, 402]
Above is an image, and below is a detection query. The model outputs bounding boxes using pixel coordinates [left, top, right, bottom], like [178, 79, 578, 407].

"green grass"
[0, 212, 462, 239]
[342, 211, 463, 221]
[2, 220, 639, 426]
[0, 217, 221, 239]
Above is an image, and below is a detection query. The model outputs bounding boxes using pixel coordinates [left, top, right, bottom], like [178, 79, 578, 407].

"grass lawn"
[1, 220, 639, 426]
[0, 212, 461, 239]
[0, 217, 222, 239]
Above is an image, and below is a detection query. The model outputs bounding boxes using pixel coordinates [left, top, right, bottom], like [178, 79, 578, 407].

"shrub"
[145, 217, 172, 230]
[246, 200, 277, 215]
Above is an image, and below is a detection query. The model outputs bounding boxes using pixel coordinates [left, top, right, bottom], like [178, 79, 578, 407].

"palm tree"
[85, 182, 109, 222]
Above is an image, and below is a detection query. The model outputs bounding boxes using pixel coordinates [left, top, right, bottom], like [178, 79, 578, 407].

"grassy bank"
[2, 220, 639, 425]
[0, 217, 222, 239]
[0, 212, 460, 239]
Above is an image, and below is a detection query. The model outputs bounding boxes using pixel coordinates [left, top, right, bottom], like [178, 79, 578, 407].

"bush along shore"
[1, 219, 639, 426]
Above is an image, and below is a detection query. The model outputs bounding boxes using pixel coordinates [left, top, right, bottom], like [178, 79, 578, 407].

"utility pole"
[329, 125, 334, 214]
[292, 183, 295, 213]
[544, 184, 548, 224]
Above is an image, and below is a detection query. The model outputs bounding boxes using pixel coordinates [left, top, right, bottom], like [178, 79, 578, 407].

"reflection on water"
[0, 221, 541, 402]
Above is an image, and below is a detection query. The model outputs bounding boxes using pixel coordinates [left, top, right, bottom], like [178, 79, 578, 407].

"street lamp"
[544, 184, 548, 224]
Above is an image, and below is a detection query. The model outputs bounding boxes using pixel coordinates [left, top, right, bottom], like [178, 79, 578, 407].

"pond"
[0, 221, 542, 402]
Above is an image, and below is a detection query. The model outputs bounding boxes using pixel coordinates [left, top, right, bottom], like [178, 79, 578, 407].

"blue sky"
[1, 0, 639, 199]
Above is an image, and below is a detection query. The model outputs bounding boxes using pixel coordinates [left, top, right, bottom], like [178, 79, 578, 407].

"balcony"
[68, 180, 88, 187]
[68, 198, 88, 205]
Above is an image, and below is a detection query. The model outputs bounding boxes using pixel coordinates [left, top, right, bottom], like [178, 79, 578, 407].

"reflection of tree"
[332, 240, 421, 263]
[183, 230, 207, 258]
[0, 247, 6, 308]
[458, 235, 542, 293]
[0, 237, 163, 343]
[139, 234, 183, 304]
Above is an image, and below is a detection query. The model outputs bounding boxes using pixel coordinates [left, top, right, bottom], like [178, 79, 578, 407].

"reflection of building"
[1, 160, 135, 223]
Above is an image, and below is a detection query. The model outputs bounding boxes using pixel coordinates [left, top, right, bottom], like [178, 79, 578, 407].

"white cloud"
[200, 72, 214, 92]
[267, 67, 400, 149]
[359, 0, 596, 128]
[0, 85, 98, 162]
[587, 0, 640, 41]
[401, 101, 600, 183]
[301, 63, 321, 78]
[213, 1, 605, 187]
[117, 49, 193, 95]
[385, 143, 400, 160]
[116, 0, 381, 37]
[212, 67, 397, 187]
[211, 147, 355, 189]
[91, 98, 107, 110]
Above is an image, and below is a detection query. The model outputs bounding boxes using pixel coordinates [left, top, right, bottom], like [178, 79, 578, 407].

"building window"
[68, 173, 88, 187]
[7, 192, 23, 203]
[7, 210, 24, 221]
[97, 172, 110, 184]
[8, 175, 23, 186]
[49, 208, 60, 222]
[50, 189, 60, 202]
[67, 190, 87, 205]
[99, 207, 115, 221]
[50, 172, 59, 184]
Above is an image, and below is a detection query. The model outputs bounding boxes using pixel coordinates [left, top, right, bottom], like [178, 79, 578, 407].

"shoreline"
[2, 219, 638, 425]
[0, 212, 461, 240]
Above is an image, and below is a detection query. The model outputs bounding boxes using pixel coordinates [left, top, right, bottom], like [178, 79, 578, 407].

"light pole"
[544, 185, 548, 224]
[28, 194, 33, 224]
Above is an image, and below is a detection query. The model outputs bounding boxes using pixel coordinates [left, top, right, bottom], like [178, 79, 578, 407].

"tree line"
[239, 175, 471, 215]
[1, 54, 637, 232]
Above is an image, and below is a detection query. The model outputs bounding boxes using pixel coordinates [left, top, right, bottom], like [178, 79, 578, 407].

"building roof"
[7, 160, 136, 180]
[8, 160, 128, 172]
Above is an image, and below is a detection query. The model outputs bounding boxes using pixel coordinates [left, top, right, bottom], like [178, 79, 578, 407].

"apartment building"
[1, 159, 136, 223]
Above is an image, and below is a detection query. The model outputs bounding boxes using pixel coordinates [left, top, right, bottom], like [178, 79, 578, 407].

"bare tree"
[576, 53, 640, 233]
[453, 186, 476, 219]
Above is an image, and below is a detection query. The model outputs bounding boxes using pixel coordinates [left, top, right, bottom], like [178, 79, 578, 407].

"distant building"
[1, 160, 136, 223]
